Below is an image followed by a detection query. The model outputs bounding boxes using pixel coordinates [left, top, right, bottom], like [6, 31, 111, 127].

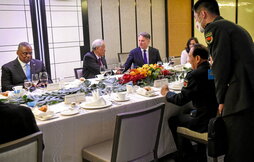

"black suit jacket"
[205, 16, 254, 116]
[1, 58, 49, 92]
[124, 47, 161, 72]
[0, 102, 40, 144]
[82, 52, 107, 79]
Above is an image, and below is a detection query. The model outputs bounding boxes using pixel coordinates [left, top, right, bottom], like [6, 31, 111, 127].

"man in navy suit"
[1, 42, 50, 92]
[83, 39, 107, 79]
[123, 32, 161, 72]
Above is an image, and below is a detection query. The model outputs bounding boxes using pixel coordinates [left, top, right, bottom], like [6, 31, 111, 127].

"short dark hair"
[138, 32, 150, 39]
[193, 0, 220, 16]
[192, 44, 209, 59]
[18, 42, 32, 50]
[186, 37, 199, 53]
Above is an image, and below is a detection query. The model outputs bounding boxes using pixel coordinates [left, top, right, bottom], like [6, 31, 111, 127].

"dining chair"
[82, 103, 165, 162]
[0, 131, 43, 162]
[177, 127, 219, 162]
[74, 67, 83, 79]
[117, 52, 129, 64]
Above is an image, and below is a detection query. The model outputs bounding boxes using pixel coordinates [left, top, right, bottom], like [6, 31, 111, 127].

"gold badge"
[205, 32, 213, 45]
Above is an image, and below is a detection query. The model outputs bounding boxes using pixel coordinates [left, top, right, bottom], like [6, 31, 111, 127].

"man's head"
[193, 0, 220, 33]
[16, 42, 33, 63]
[188, 44, 209, 69]
[138, 32, 150, 50]
[92, 39, 106, 57]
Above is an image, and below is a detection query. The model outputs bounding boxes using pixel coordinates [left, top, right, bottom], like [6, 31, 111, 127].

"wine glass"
[39, 72, 48, 88]
[100, 65, 106, 75]
[105, 86, 113, 100]
[31, 74, 39, 87]
[24, 79, 32, 91]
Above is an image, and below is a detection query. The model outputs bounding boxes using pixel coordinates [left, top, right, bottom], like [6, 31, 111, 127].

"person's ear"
[196, 55, 201, 63]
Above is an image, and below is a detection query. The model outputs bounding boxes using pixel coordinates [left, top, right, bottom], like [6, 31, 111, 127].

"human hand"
[161, 85, 169, 96]
[218, 104, 224, 115]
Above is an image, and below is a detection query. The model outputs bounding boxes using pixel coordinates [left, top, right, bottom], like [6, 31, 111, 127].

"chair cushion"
[177, 127, 208, 142]
[82, 140, 113, 162]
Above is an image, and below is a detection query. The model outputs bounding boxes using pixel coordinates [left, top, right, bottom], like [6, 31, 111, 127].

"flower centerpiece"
[118, 64, 174, 86]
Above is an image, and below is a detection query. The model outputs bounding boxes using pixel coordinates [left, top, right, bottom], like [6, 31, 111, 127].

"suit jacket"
[0, 102, 40, 144]
[1, 58, 49, 92]
[83, 52, 107, 79]
[205, 16, 254, 116]
[124, 46, 161, 72]
[166, 62, 218, 132]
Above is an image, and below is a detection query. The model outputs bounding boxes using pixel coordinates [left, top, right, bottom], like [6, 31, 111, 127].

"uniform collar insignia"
[205, 32, 213, 45]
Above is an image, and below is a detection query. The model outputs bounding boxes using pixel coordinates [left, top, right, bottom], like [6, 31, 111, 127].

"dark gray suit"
[83, 52, 107, 79]
[124, 46, 161, 72]
[1, 58, 47, 92]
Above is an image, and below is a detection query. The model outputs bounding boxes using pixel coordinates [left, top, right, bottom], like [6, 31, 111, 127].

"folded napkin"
[33, 109, 54, 120]
[136, 88, 154, 96]
[85, 90, 106, 106]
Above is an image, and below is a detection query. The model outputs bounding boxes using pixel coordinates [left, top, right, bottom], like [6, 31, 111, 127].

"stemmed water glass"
[100, 65, 106, 75]
[39, 72, 48, 88]
[24, 79, 32, 92]
[32, 74, 39, 87]
[105, 86, 113, 100]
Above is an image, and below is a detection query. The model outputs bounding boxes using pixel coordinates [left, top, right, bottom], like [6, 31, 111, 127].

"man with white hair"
[82, 39, 107, 79]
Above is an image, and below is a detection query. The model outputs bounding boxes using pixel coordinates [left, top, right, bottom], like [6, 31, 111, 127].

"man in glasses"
[1, 42, 48, 91]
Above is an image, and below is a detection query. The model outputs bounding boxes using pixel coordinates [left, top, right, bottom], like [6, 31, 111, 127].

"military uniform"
[166, 61, 218, 162]
[205, 16, 254, 162]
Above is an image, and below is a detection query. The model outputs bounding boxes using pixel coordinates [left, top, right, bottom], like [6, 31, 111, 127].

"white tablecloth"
[37, 89, 191, 162]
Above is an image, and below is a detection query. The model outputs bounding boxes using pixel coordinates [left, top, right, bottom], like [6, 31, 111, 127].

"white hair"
[91, 39, 104, 50]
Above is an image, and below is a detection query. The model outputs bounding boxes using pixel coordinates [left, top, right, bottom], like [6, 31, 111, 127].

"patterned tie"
[143, 50, 147, 64]
[25, 63, 31, 80]
[98, 58, 102, 66]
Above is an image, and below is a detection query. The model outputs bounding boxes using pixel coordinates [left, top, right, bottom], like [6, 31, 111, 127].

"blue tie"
[25, 64, 31, 80]
[143, 50, 147, 64]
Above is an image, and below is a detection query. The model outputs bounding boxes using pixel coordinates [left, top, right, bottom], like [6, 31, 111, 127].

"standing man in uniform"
[193, 0, 254, 161]
[161, 44, 218, 162]
[123, 32, 161, 72]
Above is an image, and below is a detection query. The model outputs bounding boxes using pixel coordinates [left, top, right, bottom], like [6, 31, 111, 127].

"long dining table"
[36, 80, 191, 162]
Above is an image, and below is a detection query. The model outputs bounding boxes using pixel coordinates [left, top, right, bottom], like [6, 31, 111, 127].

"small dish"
[80, 101, 112, 110]
[114, 97, 130, 102]
[61, 109, 80, 116]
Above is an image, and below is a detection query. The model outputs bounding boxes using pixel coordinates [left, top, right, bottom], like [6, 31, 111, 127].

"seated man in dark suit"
[161, 44, 218, 162]
[0, 101, 40, 144]
[1, 42, 51, 92]
[123, 32, 161, 72]
[83, 39, 107, 79]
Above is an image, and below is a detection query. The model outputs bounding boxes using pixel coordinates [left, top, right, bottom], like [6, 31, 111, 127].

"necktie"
[143, 50, 147, 64]
[98, 58, 102, 66]
[25, 63, 31, 80]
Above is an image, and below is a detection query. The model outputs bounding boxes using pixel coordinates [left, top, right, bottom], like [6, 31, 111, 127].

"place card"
[64, 93, 86, 104]
[47, 83, 61, 91]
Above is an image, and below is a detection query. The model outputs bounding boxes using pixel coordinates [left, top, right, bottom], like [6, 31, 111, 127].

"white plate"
[137, 92, 158, 97]
[35, 114, 59, 121]
[168, 85, 182, 91]
[80, 101, 112, 109]
[114, 97, 130, 102]
[0, 95, 8, 100]
[61, 109, 80, 116]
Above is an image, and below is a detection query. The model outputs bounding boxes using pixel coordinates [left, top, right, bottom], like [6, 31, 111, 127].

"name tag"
[208, 69, 214, 80]
[64, 93, 86, 104]
[47, 83, 60, 91]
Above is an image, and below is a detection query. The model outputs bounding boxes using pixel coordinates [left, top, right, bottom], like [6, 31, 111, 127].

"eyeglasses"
[22, 52, 32, 56]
